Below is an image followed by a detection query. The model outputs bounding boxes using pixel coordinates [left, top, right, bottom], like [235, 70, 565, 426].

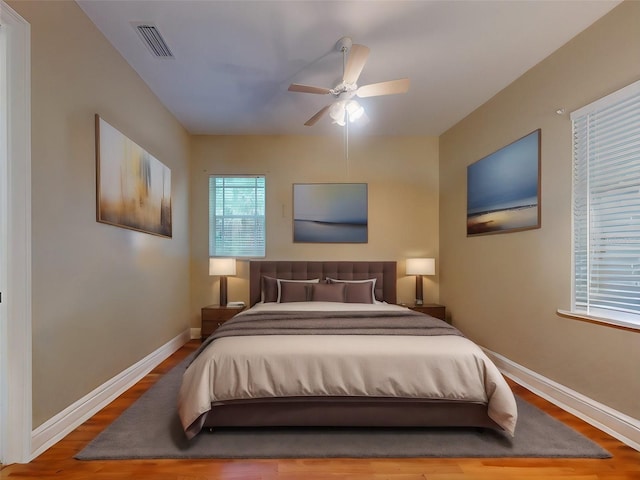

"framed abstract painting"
[293, 183, 368, 243]
[95, 115, 172, 238]
[467, 129, 541, 236]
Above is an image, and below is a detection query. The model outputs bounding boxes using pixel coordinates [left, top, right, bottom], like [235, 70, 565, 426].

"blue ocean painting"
[467, 130, 540, 235]
[293, 183, 368, 243]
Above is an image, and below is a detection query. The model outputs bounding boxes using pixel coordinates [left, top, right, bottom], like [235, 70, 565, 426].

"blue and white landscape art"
[293, 183, 368, 243]
[467, 130, 540, 236]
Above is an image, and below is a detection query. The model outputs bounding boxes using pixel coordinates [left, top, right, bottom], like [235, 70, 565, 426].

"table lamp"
[209, 258, 236, 306]
[406, 258, 435, 306]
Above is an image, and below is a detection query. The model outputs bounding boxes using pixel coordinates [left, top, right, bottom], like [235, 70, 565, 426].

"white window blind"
[209, 175, 265, 258]
[571, 79, 640, 326]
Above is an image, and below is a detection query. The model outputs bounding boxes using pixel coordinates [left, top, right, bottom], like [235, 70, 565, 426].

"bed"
[178, 261, 517, 440]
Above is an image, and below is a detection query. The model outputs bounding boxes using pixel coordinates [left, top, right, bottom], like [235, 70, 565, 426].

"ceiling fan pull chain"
[345, 114, 350, 177]
[343, 44, 349, 177]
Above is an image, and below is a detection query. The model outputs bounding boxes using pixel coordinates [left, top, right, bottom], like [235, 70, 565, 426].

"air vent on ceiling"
[134, 24, 173, 58]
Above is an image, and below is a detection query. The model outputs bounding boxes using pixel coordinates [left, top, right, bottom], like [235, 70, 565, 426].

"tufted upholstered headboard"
[249, 261, 397, 306]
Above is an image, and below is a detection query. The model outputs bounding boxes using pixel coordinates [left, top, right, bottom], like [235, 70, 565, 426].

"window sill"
[556, 309, 640, 333]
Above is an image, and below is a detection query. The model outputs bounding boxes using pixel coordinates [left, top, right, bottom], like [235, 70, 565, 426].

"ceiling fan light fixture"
[346, 100, 365, 122]
[329, 101, 346, 126]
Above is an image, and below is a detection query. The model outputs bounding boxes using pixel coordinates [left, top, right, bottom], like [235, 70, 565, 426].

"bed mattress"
[178, 302, 517, 439]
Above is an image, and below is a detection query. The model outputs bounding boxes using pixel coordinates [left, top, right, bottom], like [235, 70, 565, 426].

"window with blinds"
[209, 175, 265, 258]
[570, 79, 640, 328]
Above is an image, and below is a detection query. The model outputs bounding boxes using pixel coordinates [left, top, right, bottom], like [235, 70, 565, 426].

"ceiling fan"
[288, 37, 410, 127]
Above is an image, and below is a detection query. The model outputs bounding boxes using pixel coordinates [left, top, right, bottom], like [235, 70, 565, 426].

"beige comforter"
[178, 302, 517, 439]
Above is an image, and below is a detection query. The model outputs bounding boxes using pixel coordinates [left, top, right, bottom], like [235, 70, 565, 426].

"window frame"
[208, 174, 266, 259]
[561, 79, 640, 332]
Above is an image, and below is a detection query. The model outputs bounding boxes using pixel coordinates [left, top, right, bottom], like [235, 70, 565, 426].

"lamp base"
[415, 275, 424, 306]
[219, 276, 228, 306]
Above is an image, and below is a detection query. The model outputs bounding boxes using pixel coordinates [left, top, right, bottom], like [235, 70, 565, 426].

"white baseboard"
[191, 327, 201, 340]
[30, 329, 191, 459]
[484, 347, 640, 452]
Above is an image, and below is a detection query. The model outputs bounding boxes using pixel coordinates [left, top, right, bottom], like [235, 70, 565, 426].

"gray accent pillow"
[326, 278, 376, 304]
[262, 277, 319, 303]
[278, 282, 311, 303]
[261, 276, 278, 303]
[344, 282, 375, 304]
[310, 283, 346, 302]
[275, 278, 320, 303]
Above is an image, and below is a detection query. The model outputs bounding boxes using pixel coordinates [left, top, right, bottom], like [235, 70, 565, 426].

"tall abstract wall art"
[95, 115, 172, 238]
[467, 129, 541, 236]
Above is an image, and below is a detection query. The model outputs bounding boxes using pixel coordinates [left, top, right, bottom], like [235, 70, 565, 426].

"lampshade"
[329, 101, 346, 126]
[345, 100, 365, 121]
[406, 258, 435, 276]
[329, 99, 365, 126]
[209, 258, 236, 276]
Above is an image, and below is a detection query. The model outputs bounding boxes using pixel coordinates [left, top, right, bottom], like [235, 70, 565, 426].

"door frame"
[0, 1, 32, 464]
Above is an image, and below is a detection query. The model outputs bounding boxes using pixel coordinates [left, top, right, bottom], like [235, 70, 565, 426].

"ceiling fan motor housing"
[330, 82, 358, 97]
[335, 36, 353, 53]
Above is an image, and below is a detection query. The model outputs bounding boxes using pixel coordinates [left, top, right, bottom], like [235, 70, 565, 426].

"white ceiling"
[77, 0, 620, 136]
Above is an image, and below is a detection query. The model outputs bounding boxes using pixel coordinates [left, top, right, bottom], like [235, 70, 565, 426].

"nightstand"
[407, 303, 447, 322]
[201, 304, 245, 340]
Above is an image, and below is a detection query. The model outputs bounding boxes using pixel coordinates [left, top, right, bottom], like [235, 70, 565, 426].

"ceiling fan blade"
[304, 105, 331, 126]
[288, 84, 331, 95]
[356, 78, 410, 98]
[343, 44, 370, 85]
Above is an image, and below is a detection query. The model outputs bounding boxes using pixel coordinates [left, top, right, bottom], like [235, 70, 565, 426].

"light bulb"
[346, 100, 365, 122]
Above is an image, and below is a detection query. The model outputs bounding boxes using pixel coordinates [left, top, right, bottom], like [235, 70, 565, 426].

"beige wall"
[9, 1, 191, 428]
[440, 1, 640, 419]
[190, 134, 440, 324]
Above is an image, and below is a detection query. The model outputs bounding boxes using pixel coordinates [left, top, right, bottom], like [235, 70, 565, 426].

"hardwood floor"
[2, 340, 639, 480]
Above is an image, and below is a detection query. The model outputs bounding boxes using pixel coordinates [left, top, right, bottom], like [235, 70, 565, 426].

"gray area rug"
[76, 354, 611, 459]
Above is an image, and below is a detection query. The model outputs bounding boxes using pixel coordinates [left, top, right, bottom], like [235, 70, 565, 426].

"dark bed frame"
[202, 260, 501, 431]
